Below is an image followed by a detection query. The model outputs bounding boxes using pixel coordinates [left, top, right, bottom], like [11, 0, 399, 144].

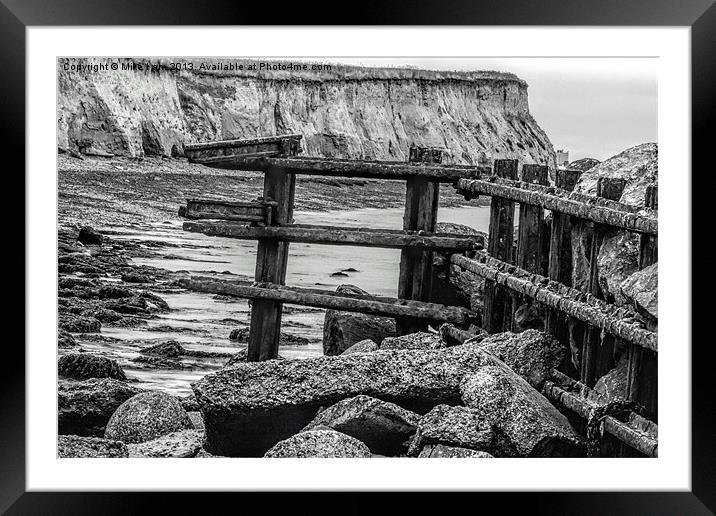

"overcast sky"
[272, 57, 657, 162]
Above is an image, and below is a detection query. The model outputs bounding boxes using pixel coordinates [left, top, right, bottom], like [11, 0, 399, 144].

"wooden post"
[396, 146, 441, 335]
[545, 169, 582, 373]
[626, 185, 658, 420]
[580, 177, 626, 386]
[482, 159, 518, 333]
[247, 157, 297, 361]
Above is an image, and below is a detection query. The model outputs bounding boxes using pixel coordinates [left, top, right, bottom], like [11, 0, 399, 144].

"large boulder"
[104, 391, 194, 444]
[470, 329, 563, 389]
[406, 405, 496, 457]
[431, 222, 486, 308]
[264, 429, 371, 458]
[127, 430, 204, 458]
[619, 262, 657, 322]
[193, 331, 558, 457]
[303, 395, 419, 456]
[58, 353, 127, 381]
[460, 365, 584, 457]
[588, 355, 629, 405]
[380, 332, 444, 351]
[417, 445, 494, 458]
[58, 378, 140, 436]
[58, 435, 128, 458]
[571, 143, 657, 298]
[322, 284, 396, 355]
[341, 339, 378, 355]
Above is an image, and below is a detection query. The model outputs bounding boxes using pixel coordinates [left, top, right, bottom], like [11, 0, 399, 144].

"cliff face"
[57, 58, 556, 169]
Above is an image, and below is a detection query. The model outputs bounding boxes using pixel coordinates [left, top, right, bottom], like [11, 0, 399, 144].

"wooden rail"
[451, 253, 657, 352]
[183, 220, 485, 251]
[191, 154, 491, 182]
[177, 277, 477, 325]
[455, 177, 658, 234]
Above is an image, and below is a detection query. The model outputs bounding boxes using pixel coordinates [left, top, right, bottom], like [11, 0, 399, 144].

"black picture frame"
[5, 1, 711, 513]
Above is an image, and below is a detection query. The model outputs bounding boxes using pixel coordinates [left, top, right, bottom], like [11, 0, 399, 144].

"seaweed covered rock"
[77, 226, 103, 245]
[323, 285, 396, 355]
[303, 395, 419, 456]
[104, 391, 194, 444]
[264, 429, 371, 458]
[58, 435, 128, 458]
[58, 353, 127, 381]
[58, 330, 78, 348]
[59, 314, 101, 333]
[417, 444, 494, 458]
[58, 378, 140, 436]
[127, 430, 203, 458]
[380, 332, 444, 351]
[460, 365, 584, 457]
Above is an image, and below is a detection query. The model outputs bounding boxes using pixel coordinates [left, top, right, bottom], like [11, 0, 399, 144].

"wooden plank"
[397, 147, 442, 334]
[627, 185, 658, 421]
[182, 198, 277, 225]
[482, 159, 518, 333]
[545, 169, 583, 374]
[195, 155, 490, 182]
[177, 277, 477, 325]
[184, 134, 302, 162]
[183, 221, 485, 251]
[580, 177, 627, 387]
[248, 164, 296, 361]
[455, 177, 657, 235]
[451, 253, 657, 351]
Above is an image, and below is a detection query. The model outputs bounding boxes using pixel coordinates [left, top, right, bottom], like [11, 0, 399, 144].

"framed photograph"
[9, 0, 712, 512]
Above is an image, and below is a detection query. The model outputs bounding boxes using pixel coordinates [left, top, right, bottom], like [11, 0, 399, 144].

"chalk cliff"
[57, 58, 556, 169]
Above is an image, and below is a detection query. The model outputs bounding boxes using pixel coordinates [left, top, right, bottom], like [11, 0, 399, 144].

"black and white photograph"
[55, 56, 660, 460]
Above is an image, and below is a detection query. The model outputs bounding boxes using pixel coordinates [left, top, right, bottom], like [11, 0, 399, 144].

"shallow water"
[78, 205, 496, 395]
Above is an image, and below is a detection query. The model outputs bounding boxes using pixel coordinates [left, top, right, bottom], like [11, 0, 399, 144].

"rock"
[193, 332, 556, 457]
[127, 430, 203, 458]
[571, 143, 657, 293]
[460, 364, 584, 457]
[188, 411, 205, 430]
[121, 271, 153, 283]
[58, 378, 140, 436]
[195, 448, 215, 458]
[229, 327, 249, 341]
[77, 226, 103, 245]
[417, 444, 494, 458]
[380, 332, 444, 351]
[302, 395, 420, 456]
[470, 329, 564, 389]
[567, 158, 600, 172]
[58, 353, 127, 381]
[264, 429, 371, 458]
[58, 435, 128, 458]
[58, 330, 78, 348]
[140, 341, 185, 357]
[229, 327, 309, 346]
[104, 391, 194, 444]
[180, 393, 200, 412]
[406, 405, 496, 457]
[597, 231, 640, 304]
[323, 285, 396, 356]
[513, 302, 545, 332]
[588, 355, 629, 405]
[341, 339, 378, 355]
[619, 262, 657, 322]
[59, 314, 101, 333]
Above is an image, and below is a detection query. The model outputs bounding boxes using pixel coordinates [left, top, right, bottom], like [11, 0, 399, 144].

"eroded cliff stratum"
[57, 58, 556, 169]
